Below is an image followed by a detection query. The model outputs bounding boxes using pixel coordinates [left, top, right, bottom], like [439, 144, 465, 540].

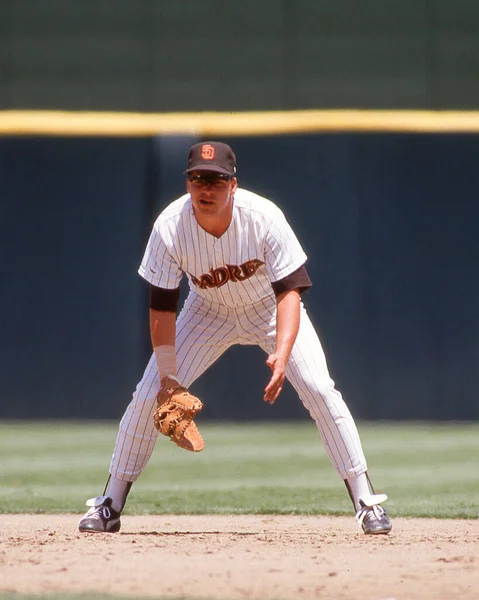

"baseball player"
[78, 141, 392, 535]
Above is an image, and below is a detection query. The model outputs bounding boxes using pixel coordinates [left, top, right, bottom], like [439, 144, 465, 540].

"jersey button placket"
[213, 240, 221, 265]
[214, 238, 233, 307]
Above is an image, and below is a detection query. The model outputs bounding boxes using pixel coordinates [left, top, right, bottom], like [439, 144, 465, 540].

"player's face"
[187, 170, 237, 218]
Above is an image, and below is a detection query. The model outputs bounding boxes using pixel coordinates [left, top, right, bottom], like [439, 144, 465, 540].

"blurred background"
[1, 0, 478, 422]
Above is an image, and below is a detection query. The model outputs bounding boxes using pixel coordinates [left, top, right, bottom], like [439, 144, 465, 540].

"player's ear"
[231, 177, 238, 192]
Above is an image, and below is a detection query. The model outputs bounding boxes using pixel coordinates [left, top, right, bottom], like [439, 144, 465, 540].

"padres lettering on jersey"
[138, 188, 307, 308]
[190, 259, 265, 289]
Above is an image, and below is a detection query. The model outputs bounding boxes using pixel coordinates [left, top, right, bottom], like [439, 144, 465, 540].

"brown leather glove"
[153, 377, 204, 452]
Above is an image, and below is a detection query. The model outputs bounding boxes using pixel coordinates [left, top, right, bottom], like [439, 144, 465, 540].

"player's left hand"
[264, 353, 287, 404]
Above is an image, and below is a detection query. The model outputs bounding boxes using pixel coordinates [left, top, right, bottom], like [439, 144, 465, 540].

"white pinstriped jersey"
[109, 188, 369, 486]
[138, 188, 307, 308]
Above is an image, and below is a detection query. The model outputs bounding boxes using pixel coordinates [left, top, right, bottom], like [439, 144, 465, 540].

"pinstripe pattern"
[110, 293, 366, 481]
[138, 189, 307, 308]
[111, 187, 367, 483]
[256, 305, 367, 479]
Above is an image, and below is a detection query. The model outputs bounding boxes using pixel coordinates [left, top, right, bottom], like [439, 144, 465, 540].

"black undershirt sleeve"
[149, 285, 181, 312]
[271, 264, 312, 297]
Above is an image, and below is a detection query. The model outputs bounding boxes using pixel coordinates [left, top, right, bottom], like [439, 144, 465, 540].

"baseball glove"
[153, 377, 204, 452]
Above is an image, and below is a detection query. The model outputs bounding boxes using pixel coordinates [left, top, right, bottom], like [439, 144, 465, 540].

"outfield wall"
[1, 114, 478, 421]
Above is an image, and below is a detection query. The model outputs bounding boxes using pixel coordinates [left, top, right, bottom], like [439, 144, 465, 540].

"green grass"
[0, 420, 478, 519]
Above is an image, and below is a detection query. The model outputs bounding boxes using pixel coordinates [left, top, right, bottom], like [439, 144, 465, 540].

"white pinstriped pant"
[110, 292, 367, 482]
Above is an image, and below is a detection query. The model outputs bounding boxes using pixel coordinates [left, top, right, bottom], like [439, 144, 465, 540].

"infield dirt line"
[1, 514, 478, 600]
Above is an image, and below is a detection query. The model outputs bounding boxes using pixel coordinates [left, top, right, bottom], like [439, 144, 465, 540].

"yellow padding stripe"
[1, 109, 479, 136]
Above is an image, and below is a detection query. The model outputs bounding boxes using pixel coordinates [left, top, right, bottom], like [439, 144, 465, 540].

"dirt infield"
[1, 514, 478, 600]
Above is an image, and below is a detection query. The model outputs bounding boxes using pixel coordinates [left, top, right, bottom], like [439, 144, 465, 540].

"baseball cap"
[184, 141, 237, 177]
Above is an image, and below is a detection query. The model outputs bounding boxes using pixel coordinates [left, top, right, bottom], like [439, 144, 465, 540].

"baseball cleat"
[356, 494, 392, 535]
[78, 496, 121, 533]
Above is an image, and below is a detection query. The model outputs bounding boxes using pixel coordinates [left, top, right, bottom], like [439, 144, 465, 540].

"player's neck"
[196, 214, 232, 238]
[193, 204, 233, 238]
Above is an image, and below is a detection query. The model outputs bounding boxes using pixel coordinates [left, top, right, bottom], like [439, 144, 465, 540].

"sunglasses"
[187, 173, 233, 189]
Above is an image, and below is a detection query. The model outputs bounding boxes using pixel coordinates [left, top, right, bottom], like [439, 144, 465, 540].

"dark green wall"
[1, 0, 479, 111]
[0, 137, 153, 419]
[1, 133, 478, 421]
